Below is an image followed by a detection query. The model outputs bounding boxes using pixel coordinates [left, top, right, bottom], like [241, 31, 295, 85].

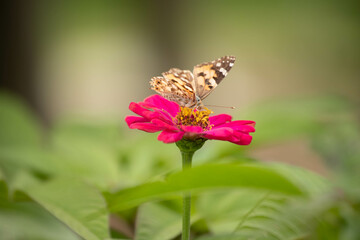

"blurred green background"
[3, 0, 359, 171]
[1, 1, 360, 240]
[3, 0, 359, 120]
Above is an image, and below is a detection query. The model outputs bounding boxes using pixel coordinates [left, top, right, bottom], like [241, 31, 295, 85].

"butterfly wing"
[149, 68, 196, 107]
[193, 56, 235, 100]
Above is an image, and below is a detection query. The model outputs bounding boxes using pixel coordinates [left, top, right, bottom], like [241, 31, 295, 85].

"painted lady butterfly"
[150, 56, 236, 108]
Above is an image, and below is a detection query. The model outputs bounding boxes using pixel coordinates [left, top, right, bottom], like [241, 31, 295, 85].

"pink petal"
[128, 122, 164, 133]
[227, 124, 256, 133]
[129, 102, 157, 119]
[182, 126, 204, 139]
[152, 108, 176, 125]
[129, 102, 148, 118]
[129, 102, 163, 121]
[231, 134, 253, 145]
[181, 125, 203, 133]
[137, 103, 165, 120]
[125, 116, 148, 127]
[209, 114, 232, 126]
[151, 119, 179, 131]
[221, 120, 256, 127]
[144, 95, 180, 117]
[158, 130, 184, 143]
[203, 127, 235, 141]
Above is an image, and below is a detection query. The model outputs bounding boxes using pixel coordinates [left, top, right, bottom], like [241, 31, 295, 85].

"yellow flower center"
[176, 107, 213, 130]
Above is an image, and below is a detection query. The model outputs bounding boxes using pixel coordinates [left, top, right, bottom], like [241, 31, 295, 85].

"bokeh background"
[3, 0, 359, 119]
[1, 1, 360, 239]
[3, 0, 359, 172]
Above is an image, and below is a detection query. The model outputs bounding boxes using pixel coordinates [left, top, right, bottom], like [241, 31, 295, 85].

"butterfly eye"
[196, 96, 201, 102]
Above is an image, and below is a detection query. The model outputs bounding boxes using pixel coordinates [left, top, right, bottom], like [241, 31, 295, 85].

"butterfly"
[150, 56, 236, 108]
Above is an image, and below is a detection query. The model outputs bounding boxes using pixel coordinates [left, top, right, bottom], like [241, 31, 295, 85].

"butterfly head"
[195, 95, 201, 104]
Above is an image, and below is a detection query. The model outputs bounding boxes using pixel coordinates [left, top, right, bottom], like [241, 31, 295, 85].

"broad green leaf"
[195, 195, 335, 240]
[0, 201, 80, 240]
[0, 146, 56, 185]
[270, 163, 331, 196]
[199, 190, 311, 239]
[104, 239, 131, 240]
[50, 120, 122, 189]
[196, 164, 332, 239]
[105, 163, 303, 211]
[134, 202, 200, 240]
[0, 180, 79, 240]
[197, 190, 272, 234]
[194, 233, 252, 240]
[135, 202, 182, 240]
[117, 133, 180, 187]
[21, 178, 110, 240]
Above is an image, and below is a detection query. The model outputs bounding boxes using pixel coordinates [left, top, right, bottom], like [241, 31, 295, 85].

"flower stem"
[176, 138, 206, 240]
[181, 150, 194, 240]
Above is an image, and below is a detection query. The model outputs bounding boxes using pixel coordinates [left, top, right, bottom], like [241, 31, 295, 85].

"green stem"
[176, 138, 206, 240]
[181, 150, 194, 240]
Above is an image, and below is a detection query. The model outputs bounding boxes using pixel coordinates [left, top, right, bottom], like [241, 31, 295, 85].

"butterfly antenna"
[205, 105, 236, 109]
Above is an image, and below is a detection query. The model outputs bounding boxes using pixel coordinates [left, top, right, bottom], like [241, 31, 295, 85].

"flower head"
[125, 95, 255, 145]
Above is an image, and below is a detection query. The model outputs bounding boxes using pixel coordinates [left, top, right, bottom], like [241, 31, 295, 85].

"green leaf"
[135, 202, 182, 240]
[197, 190, 271, 234]
[0, 180, 80, 240]
[0, 201, 81, 240]
[194, 233, 249, 240]
[104, 239, 131, 240]
[196, 164, 332, 240]
[195, 193, 334, 240]
[135, 202, 201, 240]
[195, 191, 317, 240]
[209, 191, 310, 239]
[117, 133, 180, 187]
[0, 146, 55, 184]
[21, 178, 110, 240]
[121, 140, 178, 186]
[50, 120, 122, 189]
[105, 163, 303, 212]
[270, 163, 331, 196]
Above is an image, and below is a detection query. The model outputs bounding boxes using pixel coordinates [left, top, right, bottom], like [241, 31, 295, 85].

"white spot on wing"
[209, 79, 216, 85]
[219, 68, 228, 76]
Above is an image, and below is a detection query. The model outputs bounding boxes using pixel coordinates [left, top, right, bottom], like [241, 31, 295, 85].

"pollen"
[176, 107, 213, 130]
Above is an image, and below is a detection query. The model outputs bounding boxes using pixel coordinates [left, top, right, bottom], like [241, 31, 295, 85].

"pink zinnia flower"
[125, 95, 255, 145]
[125, 94, 255, 240]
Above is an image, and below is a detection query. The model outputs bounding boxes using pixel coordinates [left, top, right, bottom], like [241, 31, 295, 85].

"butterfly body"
[150, 56, 235, 108]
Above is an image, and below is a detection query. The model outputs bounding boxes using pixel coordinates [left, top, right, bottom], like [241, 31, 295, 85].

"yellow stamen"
[176, 107, 213, 130]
